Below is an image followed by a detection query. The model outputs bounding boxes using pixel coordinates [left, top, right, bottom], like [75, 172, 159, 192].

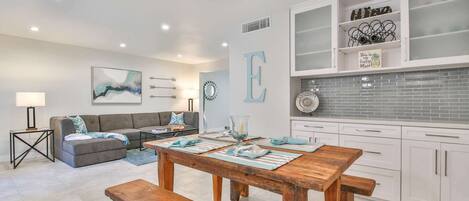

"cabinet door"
[402, 140, 440, 201]
[441, 143, 469, 201]
[291, 130, 313, 142]
[290, 0, 338, 76]
[312, 132, 339, 146]
[402, 0, 469, 66]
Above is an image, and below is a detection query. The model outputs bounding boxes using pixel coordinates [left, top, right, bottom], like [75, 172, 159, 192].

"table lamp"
[16, 92, 46, 130]
[182, 88, 198, 112]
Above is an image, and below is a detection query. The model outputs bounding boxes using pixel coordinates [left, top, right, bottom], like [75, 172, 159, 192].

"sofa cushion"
[100, 114, 134, 131]
[108, 128, 141, 141]
[62, 138, 125, 155]
[132, 113, 160, 129]
[158, 112, 172, 125]
[183, 112, 197, 127]
[81, 115, 100, 132]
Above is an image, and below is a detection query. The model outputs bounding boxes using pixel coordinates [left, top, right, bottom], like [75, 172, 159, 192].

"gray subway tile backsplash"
[300, 67, 469, 123]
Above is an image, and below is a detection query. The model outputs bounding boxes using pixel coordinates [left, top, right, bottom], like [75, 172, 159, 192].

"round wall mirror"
[203, 81, 218, 101]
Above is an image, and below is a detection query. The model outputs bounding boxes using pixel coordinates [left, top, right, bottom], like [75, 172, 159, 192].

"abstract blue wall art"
[244, 51, 267, 103]
[92, 67, 142, 104]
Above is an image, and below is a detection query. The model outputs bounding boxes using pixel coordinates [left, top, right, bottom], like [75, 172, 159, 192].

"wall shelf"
[339, 11, 401, 31]
[339, 40, 401, 54]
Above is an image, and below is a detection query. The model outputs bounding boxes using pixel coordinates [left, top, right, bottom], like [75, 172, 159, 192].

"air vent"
[242, 17, 270, 33]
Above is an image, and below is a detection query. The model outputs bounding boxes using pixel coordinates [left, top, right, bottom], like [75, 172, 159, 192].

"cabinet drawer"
[346, 165, 401, 201]
[340, 135, 401, 170]
[340, 123, 401, 138]
[403, 126, 469, 144]
[292, 121, 339, 133]
[291, 130, 339, 146]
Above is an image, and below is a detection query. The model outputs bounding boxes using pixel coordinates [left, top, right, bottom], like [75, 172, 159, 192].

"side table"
[10, 128, 55, 169]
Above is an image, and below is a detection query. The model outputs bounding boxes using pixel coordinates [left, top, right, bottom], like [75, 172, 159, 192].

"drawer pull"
[425, 134, 460, 139]
[364, 151, 382, 155]
[356, 129, 382, 133]
[435, 149, 438, 175]
[376, 182, 381, 186]
[304, 125, 324, 129]
[444, 150, 448, 177]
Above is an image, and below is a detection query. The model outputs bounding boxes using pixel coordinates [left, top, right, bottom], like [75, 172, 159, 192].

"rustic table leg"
[158, 152, 174, 191]
[282, 184, 308, 201]
[230, 180, 242, 201]
[212, 175, 222, 201]
[240, 183, 249, 197]
[341, 191, 354, 201]
[325, 178, 341, 201]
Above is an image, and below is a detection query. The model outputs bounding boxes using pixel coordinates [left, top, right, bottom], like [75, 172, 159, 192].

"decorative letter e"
[244, 51, 266, 103]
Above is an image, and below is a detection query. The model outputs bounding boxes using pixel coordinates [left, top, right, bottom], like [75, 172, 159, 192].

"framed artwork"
[92, 67, 142, 104]
[359, 49, 382, 69]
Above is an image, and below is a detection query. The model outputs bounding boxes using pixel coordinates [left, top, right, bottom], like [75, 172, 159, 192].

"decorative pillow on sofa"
[68, 116, 88, 134]
[169, 112, 184, 125]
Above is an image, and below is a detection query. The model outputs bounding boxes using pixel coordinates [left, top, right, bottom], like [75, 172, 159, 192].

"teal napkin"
[226, 145, 271, 159]
[169, 138, 202, 148]
[270, 137, 309, 145]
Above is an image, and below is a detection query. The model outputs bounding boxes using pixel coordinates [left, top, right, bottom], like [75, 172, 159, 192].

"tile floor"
[0, 158, 294, 201]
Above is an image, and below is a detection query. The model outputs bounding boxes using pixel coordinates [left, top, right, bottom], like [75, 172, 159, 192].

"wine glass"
[229, 115, 249, 146]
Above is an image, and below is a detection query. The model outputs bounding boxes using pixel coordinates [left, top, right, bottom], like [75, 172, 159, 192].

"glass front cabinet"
[290, 0, 338, 77]
[402, 0, 469, 67]
[290, 0, 469, 77]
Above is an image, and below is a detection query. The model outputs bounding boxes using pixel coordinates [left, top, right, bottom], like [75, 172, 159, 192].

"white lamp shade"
[16, 92, 46, 107]
[182, 88, 198, 99]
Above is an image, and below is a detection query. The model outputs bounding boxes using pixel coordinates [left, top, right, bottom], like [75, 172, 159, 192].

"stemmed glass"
[229, 115, 249, 146]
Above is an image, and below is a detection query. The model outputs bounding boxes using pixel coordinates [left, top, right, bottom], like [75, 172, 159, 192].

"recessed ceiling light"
[221, 42, 229, 47]
[119, 43, 127, 48]
[161, 23, 170, 31]
[177, 54, 183, 58]
[30, 26, 39, 32]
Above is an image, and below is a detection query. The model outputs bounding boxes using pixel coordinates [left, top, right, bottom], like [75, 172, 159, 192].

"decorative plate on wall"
[295, 91, 320, 113]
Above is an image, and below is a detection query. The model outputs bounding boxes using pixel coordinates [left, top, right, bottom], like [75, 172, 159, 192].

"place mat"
[157, 138, 233, 154]
[255, 139, 324, 153]
[199, 132, 261, 143]
[207, 149, 302, 170]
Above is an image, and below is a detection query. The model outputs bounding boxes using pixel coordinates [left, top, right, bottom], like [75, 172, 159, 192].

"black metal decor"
[26, 106, 36, 129]
[351, 6, 392, 21]
[347, 19, 397, 47]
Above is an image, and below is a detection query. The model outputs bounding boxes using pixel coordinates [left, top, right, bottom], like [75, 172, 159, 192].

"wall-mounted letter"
[244, 51, 266, 103]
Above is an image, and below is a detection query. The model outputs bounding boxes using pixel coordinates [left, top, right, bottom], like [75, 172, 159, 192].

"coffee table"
[139, 127, 198, 151]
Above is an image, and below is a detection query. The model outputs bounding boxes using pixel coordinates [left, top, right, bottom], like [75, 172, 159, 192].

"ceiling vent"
[242, 17, 270, 33]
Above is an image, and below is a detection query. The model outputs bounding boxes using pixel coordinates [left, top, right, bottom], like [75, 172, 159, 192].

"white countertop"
[291, 116, 469, 130]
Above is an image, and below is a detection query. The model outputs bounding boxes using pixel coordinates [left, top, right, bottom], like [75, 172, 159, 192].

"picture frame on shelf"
[359, 49, 382, 69]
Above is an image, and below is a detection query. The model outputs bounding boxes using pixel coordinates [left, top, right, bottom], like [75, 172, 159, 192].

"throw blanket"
[64, 132, 129, 145]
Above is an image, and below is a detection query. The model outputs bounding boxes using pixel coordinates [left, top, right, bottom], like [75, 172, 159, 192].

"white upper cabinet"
[290, 0, 469, 77]
[402, 0, 469, 67]
[290, 0, 338, 76]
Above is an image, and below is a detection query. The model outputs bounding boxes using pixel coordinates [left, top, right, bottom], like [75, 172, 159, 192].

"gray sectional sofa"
[50, 112, 198, 168]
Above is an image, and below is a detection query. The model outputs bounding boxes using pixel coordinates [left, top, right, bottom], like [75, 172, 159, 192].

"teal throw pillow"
[68, 116, 88, 134]
[169, 112, 184, 125]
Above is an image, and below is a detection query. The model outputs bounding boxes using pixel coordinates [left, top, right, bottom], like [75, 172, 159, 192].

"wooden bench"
[228, 174, 375, 201]
[105, 179, 192, 201]
[340, 175, 376, 201]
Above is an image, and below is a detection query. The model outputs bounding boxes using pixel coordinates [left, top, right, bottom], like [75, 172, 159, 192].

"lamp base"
[27, 107, 36, 130]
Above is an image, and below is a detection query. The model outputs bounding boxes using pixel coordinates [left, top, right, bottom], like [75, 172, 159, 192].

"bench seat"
[105, 179, 192, 201]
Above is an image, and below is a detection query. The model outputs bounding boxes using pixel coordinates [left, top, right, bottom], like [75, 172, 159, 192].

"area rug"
[124, 149, 157, 166]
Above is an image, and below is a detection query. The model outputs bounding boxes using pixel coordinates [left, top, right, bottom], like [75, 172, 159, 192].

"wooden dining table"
[144, 136, 362, 201]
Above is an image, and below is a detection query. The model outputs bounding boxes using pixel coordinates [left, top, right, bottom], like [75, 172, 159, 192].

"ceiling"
[0, 0, 301, 64]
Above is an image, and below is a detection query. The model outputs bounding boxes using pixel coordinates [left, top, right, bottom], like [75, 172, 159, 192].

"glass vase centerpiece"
[229, 115, 249, 146]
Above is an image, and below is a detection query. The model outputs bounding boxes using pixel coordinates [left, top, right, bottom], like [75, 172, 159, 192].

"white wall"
[195, 58, 229, 73]
[199, 70, 230, 132]
[0, 34, 199, 161]
[229, 1, 302, 138]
